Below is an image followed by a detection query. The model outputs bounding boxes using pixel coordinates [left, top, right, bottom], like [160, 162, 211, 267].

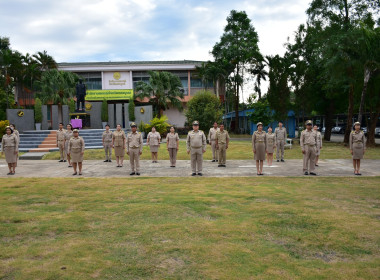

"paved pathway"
[1, 159, 379, 177]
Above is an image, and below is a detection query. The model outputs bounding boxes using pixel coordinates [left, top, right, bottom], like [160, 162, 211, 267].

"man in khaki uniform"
[208, 122, 219, 162]
[102, 124, 112, 162]
[275, 121, 287, 162]
[187, 121, 207, 176]
[300, 120, 319, 175]
[56, 123, 67, 162]
[216, 124, 230, 167]
[126, 122, 143, 175]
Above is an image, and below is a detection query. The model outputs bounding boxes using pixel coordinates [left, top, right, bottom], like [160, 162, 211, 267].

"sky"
[0, 0, 309, 62]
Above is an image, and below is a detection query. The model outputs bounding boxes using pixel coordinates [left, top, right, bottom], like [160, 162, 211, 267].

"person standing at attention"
[64, 124, 73, 168]
[266, 126, 276, 166]
[112, 124, 126, 167]
[313, 125, 322, 167]
[187, 121, 206, 176]
[208, 122, 219, 162]
[126, 122, 143, 176]
[300, 120, 318, 176]
[215, 124, 230, 167]
[166, 126, 179, 167]
[147, 127, 161, 163]
[252, 122, 267, 175]
[68, 129, 85, 175]
[274, 121, 286, 162]
[56, 123, 66, 162]
[349, 122, 366, 175]
[102, 124, 113, 162]
[1, 126, 18, 175]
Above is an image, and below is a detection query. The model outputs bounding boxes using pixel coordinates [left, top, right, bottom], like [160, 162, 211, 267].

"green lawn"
[42, 140, 380, 160]
[1, 177, 379, 279]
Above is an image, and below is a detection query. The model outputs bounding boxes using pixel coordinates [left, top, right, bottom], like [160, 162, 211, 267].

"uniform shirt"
[69, 136, 85, 153]
[187, 130, 207, 150]
[112, 130, 126, 147]
[64, 131, 73, 142]
[166, 132, 179, 148]
[274, 127, 287, 141]
[300, 129, 317, 149]
[56, 129, 66, 142]
[102, 130, 113, 143]
[316, 131, 322, 149]
[216, 130, 230, 144]
[252, 131, 267, 149]
[349, 130, 366, 150]
[13, 129, 20, 141]
[208, 127, 219, 141]
[147, 131, 161, 146]
[127, 131, 143, 153]
[266, 132, 276, 146]
[1, 134, 18, 151]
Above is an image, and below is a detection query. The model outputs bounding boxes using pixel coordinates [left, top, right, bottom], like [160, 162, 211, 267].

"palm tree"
[194, 62, 210, 90]
[35, 69, 79, 122]
[250, 60, 268, 100]
[33, 50, 57, 71]
[135, 71, 184, 118]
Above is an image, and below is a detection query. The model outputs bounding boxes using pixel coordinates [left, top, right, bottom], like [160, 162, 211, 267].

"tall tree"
[135, 71, 184, 118]
[33, 50, 57, 71]
[212, 10, 262, 133]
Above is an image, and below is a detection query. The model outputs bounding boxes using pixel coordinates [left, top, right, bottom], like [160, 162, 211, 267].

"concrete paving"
[1, 159, 379, 177]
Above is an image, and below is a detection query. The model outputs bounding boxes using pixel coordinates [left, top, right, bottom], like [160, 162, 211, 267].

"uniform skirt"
[71, 150, 83, 163]
[254, 142, 266, 161]
[114, 146, 125, 157]
[65, 141, 70, 155]
[352, 143, 364, 159]
[150, 145, 159, 153]
[4, 146, 17, 163]
[267, 141, 275, 154]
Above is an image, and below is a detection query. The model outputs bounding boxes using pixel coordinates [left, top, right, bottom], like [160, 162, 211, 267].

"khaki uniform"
[102, 130, 113, 160]
[56, 129, 67, 160]
[300, 129, 318, 173]
[187, 130, 207, 173]
[208, 127, 219, 161]
[349, 130, 366, 159]
[216, 130, 230, 165]
[69, 136, 85, 163]
[1, 134, 18, 163]
[316, 131, 322, 156]
[252, 131, 267, 161]
[113, 130, 126, 157]
[275, 127, 286, 160]
[266, 132, 276, 154]
[166, 132, 179, 166]
[147, 131, 161, 153]
[64, 131, 73, 155]
[127, 131, 143, 172]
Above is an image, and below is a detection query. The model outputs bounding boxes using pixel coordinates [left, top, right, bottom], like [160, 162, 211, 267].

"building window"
[75, 72, 102, 90]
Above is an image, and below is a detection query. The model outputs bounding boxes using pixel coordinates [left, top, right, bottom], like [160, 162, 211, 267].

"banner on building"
[85, 89, 134, 101]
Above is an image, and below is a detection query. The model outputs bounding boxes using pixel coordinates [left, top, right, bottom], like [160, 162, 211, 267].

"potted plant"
[101, 99, 108, 128]
[34, 98, 43, 130]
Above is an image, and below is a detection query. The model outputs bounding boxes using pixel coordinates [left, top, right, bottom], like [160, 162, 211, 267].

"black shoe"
[198, 173, 203, 176]
[104, 160, 108, 162]
[357, 173, 362, 176]
[222, 165, 226, 167]
[218, 165, 222, 167]
[315, 164, 319, 167]
[304, 172, 309, 175]
[309, 172, 317, 176]
[281, 159, 285, 162]
[136, 173, 140, 176]
[7, 172, 11, 175]
[63, 160, 67, 162]
[59, 160, 64, 162]
[191, 173, 196, 176]
[130, 172, 135, 175]
[109, 160, 112, 162]
[277, 160, 280, 162]
[211, 160, 216, 162]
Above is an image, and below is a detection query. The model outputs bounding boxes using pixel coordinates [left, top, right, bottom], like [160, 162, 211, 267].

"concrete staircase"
[15, 129, 131, 152]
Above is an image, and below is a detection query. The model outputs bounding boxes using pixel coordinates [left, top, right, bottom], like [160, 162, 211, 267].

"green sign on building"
[86, 89, 134, 101]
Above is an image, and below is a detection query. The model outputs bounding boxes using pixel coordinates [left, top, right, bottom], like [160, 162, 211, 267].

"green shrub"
[101, 99, 108, 122]
[69, 99, 75, 113]
[34, 98, 43, 123]
[144, 116, 171, 135]
[0, 120, 10, 139]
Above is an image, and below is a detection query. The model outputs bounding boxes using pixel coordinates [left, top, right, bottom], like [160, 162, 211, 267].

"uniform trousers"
[303, 145, 316, 172]
[168, 148, 177, 166]
[104, 142, 112, 160]
[129, 148, 140, 172]
[218, 144, 227, 165]
[276, 140, 285, 160]
[58, 140, 66, 160]
[210, 140, 218, 160]
[191, 147, 203, 173]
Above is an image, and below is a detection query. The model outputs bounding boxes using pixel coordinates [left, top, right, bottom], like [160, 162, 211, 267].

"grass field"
[1, 177, 379, 279]
[42, 140, 380, 160]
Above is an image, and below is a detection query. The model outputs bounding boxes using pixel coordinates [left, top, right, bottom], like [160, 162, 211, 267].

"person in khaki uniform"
[112, 124, 126, 167]
[102, 124, 113, 162]
[349, 122, 366, 176]
[215, 124, 229, 167]
[252, 122, 267, 175]
[9, 124, 19, 167]
[1, 126, 19, 175]
[166, 126, 179, 167]
[64, 124, 74, 168]
[126, 122, 143, 175]
[300, 120, 319, 175]
[208, 122, 219, 162]
[56, 123, 67, 162]
[187, 121, 206, 176]
[147, 127, 161, 163]
[266, 126, 276, 166]
[274, 121, 287, 162]
[68, 129, 85, 175]
[313, 125, 322, 166]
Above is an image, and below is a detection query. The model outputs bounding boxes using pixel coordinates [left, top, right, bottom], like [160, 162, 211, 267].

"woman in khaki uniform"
[349, 122, 366, 175]
[9, 124, 19, 167]
[252, 122, 267, 175]
[112, 124, 126, 167]
[1, 126, 19, 175]
[68, 129, 85, 175]
[266, 126, 276, 166]
[313, 125, 322, 166]
[166, 126, 179, 167]
[147, 127, 161, 163]
[64, 124, 74, 168]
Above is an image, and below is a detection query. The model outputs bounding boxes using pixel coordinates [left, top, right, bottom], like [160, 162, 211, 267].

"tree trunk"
[234, 83, 240, 134]
[344, 72, 355, 144]
[324, 100, 335, 141]
[358, 67, 371, 124]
